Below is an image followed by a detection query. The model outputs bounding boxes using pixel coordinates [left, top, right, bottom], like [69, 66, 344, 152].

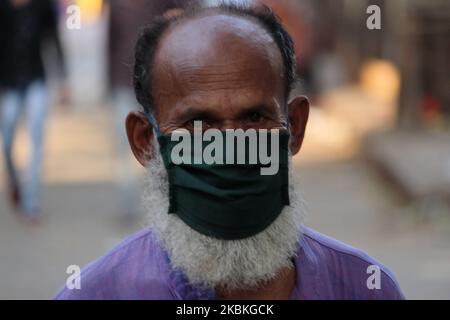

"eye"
[247, 111, 263, 123]
[185, 118, 212, 131]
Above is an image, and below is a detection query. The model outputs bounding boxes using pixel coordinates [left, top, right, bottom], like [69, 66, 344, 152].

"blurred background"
[0, 0, 449, 299]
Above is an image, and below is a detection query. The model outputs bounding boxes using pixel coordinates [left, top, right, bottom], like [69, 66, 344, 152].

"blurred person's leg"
[111, 87, 140, 222]
[22, 80, 49, 216]
[0, 89, 23, 209]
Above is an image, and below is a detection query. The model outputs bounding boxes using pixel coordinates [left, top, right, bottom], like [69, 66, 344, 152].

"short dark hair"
[133, 3, 297, 113]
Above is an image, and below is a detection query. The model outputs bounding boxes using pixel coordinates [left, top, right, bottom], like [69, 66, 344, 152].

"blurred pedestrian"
[0, 0, 66, 221]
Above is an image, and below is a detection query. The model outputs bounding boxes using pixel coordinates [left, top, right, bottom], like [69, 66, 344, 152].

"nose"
[218, 119, 239, 131]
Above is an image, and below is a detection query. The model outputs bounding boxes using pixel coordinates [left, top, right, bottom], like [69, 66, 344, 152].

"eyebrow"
[179, 107, 220, 122]
[179, 103, 277, 121]
[236, 104, 275, 118]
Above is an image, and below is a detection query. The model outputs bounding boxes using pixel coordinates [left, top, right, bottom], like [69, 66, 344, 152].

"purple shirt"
[54, 226, 404, 300]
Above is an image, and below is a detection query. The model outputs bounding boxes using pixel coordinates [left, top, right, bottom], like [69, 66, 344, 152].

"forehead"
[151, 14, 285, 112]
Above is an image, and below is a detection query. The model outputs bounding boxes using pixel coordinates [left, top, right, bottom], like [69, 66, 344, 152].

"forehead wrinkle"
[175, 61, 272, 92]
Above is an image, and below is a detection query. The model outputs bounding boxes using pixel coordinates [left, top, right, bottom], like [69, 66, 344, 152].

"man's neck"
[215, 265, 296, 300]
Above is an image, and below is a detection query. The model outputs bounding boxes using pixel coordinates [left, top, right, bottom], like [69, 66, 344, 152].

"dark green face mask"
[145, 112, 290, 240]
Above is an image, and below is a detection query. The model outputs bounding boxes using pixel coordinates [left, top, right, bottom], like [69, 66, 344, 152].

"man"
[0, 0, 66, 221]
[55, 4, 404, 299]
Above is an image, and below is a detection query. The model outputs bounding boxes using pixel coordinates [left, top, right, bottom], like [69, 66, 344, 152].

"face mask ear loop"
[283, 103, 291, 206]
[145, 110, 162, 138]
[285, 103, 291, 135]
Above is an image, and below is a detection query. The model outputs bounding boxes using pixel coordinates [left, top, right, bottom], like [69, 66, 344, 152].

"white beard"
[143, 142, 306, 292]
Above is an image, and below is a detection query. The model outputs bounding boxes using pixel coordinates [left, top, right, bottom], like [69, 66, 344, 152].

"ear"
[125, 111, 155, 166]
[288, 96, 309, 155]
